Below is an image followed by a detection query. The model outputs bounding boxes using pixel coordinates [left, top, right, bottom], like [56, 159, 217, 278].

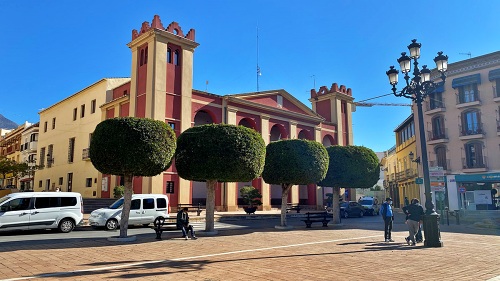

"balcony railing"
[459, 123, 484, 137]
[456, 91, 480, 105]
[82, 148, 90, 160]
[462, 156, 488, 169]
[427, 128, 448, 141]
[429, 159, 450, 171]
[426, 98, 446, 111]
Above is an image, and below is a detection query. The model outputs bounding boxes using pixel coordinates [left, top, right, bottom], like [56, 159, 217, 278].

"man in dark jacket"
[176, 207, 197, 240]
[404, 198, 424, 246]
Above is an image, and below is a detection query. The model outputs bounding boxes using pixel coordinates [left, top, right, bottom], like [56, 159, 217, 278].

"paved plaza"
[0, 212, 499, 281]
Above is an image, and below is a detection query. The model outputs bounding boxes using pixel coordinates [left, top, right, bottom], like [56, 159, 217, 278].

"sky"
[1, 0, 499, 152]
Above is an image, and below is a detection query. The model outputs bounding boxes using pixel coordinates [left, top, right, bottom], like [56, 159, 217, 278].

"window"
[140, 49, 144, 66]
[123, 90, 128, 96]
[30, 133, 37, 142]
[168, 122, 175, 130]
[458, 84, 478, 103]
[167, 48, 172, 64]
[2, 198, 31, 212]
[68, 138, 75, 163]
[59, 177, 63, 185]
[144, 46, 148, 64]
[73, 108, 77, 121]
[61, 197, 77, 207]
[461, 110, 482, 135]
[45, 179, 50, 191]
[157, 198, 167, 208]
[166, 181, 174, 193]
[277, 95, 283, 108]
[52, 118, 56, 129]
[80, 105, 85, 118]
[431, 115, 446, 140]
[47, 144, 53, 168]
[495, 78, 500, 98]
[464, 142, 484, 169]
[85, 178, 92, 187]
[131, 199, 141, 210]
[38, 181, 42, 188]
[429, 92, 444, 109]
[44, 121, 47, 132]
[174, 50, 180, 66]
[143, 198, 154, 209]
[435, 146, 447, 170]
[35, 197, 59, 209]
[91, 99, 96, 114]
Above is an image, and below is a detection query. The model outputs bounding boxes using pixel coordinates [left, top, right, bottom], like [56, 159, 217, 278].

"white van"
[88, 194, 169, 230]
[359, 196, 380, 216]
[0, 192, 84, 233]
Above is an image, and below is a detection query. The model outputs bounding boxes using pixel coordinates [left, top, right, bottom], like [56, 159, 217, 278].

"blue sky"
[1, 1, 499, 152]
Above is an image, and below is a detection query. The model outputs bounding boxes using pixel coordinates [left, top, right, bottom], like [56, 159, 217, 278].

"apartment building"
[0, 122, 32, 187]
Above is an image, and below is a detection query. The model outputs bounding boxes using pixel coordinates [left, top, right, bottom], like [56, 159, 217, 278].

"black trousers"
[384, 217, 393, 239]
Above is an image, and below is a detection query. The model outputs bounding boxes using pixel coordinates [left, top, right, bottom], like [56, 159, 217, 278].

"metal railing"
[462, 156, 488, 169]
[426, 98, 445, 111]
[456, 91, 480, 104]
[427, 128, 448, 141]
[459, 123, 484, 136]
[429, 159, 450, 171]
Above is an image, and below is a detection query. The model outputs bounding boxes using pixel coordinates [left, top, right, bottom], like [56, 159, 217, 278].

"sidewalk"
[1, 211, 499, 281]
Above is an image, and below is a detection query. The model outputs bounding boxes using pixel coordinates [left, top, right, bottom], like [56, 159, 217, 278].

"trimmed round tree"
[262, 139, 329, 227]
[89, 117, 176, 238]
[175, 124, 266, 232]
[319, 145, 380, 224]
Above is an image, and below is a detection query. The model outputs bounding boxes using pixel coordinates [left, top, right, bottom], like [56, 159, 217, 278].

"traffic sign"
[429, 166, 443, 171]
[430, 176, 445, 182]
[415, 178, 423, 184]
[459, 187, 466, 193]
[429, 170, 445, 177]
[430, 182, 445, 187]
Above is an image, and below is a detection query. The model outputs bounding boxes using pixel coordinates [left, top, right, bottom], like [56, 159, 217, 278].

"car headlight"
[92, 212, 106, 218]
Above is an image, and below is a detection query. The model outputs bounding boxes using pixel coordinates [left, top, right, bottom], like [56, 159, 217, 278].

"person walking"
[404, 198, 424, 246]
[380, 197, 394, 242]
[176, 207, 197, 240]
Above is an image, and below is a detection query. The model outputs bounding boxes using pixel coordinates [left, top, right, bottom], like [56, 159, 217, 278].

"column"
[260, 114, 271, 210]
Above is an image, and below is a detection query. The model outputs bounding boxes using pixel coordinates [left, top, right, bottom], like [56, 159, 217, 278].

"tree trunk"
[331, 186, 341, 224]
[280, 183, 292, 227]
[119, 174, 133, 238]
[205, 180, 217, 232]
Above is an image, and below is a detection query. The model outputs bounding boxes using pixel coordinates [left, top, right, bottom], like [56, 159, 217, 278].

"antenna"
[310, 75, 316, 90]
[256, 26, 261, 92]
[459, 52, 472, 59]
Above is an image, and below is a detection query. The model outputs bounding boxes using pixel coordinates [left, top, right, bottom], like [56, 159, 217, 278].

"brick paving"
[0, 213, 499, 281]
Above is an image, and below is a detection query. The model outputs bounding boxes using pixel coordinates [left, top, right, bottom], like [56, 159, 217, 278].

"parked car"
[0, 192, 84, 233]
[340, 201, 365, 218]
[358, 196, 380, 215]
[88, 194, 169, 230]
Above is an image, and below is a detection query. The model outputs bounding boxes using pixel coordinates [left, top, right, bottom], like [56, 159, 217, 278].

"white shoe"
[385, 239, 389, 242]
[184, 236, 189, 240]
[388, 239, 394, 242]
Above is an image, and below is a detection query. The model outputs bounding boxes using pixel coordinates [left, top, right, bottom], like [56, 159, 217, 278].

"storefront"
[446, 173, 500, 211]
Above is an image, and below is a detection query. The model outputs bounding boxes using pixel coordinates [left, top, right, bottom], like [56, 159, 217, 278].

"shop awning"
[488, 68, 500, 81]
[452, 73, 481, 88]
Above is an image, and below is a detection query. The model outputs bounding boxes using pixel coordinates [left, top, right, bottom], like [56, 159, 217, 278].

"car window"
[349, 202, 357, 207]
[0, 196, 11, 205]
[130, 199, 141, 210]
[340, 202, 348, 207]
[156, 198, 167, 208]
[109, 198, 124, 209]
[359, 200, 373, 205]
[61, 197, 77, 207]
[4, 198, 31, 211]
[35, 197, 60, 209]
[143, 198, 154, 209]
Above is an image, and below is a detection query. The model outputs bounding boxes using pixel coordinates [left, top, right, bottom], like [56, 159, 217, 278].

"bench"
[152, 217, 178, 240]
[286, 203, 301, 213]
[301, 211, 330, 228]
[176, 203, 205, 216]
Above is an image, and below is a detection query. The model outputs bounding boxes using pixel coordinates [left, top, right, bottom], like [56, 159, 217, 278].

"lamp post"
[386, 39, 448, 247]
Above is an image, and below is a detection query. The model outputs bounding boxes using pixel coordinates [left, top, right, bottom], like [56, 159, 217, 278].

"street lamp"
[386, 39, 448, 248]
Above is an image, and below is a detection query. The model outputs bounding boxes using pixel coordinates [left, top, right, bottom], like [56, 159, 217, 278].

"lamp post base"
[423, 213, 443, 247]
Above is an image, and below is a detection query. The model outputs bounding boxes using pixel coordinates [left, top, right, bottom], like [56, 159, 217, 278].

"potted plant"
[240, 185, 262, 214]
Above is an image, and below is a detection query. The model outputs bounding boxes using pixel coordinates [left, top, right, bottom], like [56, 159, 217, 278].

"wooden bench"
[152, 217, 178, 240]
[301, 211, 330, 228]
[286, 203, 301, 213]
[176, 203, 205, 216]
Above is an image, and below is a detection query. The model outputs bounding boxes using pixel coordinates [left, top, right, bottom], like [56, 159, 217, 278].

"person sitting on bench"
[176, 207, 197, 240]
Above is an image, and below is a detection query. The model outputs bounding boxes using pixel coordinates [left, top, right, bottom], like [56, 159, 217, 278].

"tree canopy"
[89, 117, 177, 238]
[175, 124, 266, 232]
[262, 139, 329, 227]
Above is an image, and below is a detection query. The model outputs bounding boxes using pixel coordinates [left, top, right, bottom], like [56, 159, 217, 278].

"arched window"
[193, 110, 214, 126]
[174, 50, 180, 66]
[144, 47, 148, 64]
[322, 135, 334, 147]
[435, 146, 448, 170]
[460, 109, 481, 136]
[238, 118, 256, 130]
[140, 49, 144, 66]
[431, 115, 446, 140]
[297, 130, 311, 140]
[270, 124, 286, 142]
[464, 141, 484, 169]
[167, 48, 172, 64]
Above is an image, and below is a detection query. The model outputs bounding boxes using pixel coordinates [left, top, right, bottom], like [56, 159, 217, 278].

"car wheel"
[106, 219, 119, 230]
[359, 211, 364, 218]
[59, 218, 75, 233]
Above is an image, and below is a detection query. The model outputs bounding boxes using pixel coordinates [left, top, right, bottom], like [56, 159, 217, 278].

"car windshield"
[359, 200, 373, 205]
[340, 202, 348, 207]
[109, 198, 124, 209]
[0, 196, 11, 205]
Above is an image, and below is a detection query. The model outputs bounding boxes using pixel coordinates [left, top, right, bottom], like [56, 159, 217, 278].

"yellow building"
[382, 114, 420, 208]
[35, 78, 130, 197]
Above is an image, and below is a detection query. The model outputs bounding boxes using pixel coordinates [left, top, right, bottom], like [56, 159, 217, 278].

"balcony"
[427, 129, 448, 145]
[425, 98, 446, 115]
[429, 159, 450, 171]
[456, 91, 481, 109]
[462, 156, 488, 172]
[459, 123, 484, 140]
[82, 148, 90, 161]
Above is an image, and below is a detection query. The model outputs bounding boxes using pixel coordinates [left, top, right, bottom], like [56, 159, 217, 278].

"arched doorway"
[322, 135, 334, 147]
[270, 124, 287, 142]
[239, 118, 257, 130]
[194, 110, 215, 126]
[297, 130, 312, 140]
